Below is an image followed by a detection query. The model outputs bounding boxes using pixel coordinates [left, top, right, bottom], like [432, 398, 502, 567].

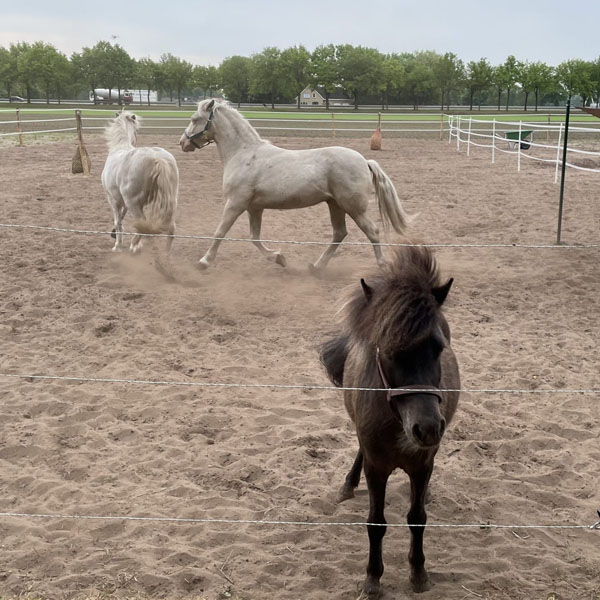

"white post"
[448, 115, 453, 143]
[492, 119, 496, 164]
[517, 120, 522, 172]
[456, 116, 461, 151]
[467, 117, 472, 156]
[554, 122, 563, 184]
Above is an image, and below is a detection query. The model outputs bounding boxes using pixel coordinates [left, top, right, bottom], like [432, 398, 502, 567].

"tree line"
[1, 41, 599, 110]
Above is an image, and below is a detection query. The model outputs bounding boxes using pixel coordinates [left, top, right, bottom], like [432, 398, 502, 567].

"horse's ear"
[360, 278, 373, 302]
[205, 99, 215, 111]
[433, 277, 453, 306]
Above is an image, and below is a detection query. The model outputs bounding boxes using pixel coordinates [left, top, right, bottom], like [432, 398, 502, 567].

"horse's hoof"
[360, 576, 381, 598]
[274, 252, 286, 267]
[110, 228, 117, 239]
[308, 263, 325, 278]
[197, 258, 210, 270]
[111, 246, 122, 253]
[410, 570, 431, 593]
[336, 484, 355, 504]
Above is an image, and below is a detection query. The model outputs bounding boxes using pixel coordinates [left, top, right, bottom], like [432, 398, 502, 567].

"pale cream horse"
[180, 99, 412, 271]
[102, 110, 178, 253]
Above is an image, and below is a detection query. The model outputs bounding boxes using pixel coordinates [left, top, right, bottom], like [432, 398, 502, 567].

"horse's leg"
[407, 464, 434, 593]
[310, 202, 347, 273]
[165, 222, 175, 253]
[109, 195, 124, 252]
[349, 211, 385, 267]
[362, 461, 390, 598]
[199, 200, 245, 269]
[336, 448, 363, 503]
[247, 208, 286, 267]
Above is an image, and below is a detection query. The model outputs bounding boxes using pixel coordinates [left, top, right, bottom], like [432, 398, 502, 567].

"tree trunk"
[177, 87, 181, 107]
[440, 90, 444, 111]
[26, 85, 31, 103]
[271, 91, 275, 110]
[469, 88, 474, 111]
[535, 89, 539, 111]
[506, 88, 510, 111]
[524, 91, 529, 111]
[297, 92, 301, 109]
[147, 89, 151, 106]
[325, 90, 330, 111]
[354, 91, 358, 110]
[497, 89, 501, 110]
[46, 84, 50, 104]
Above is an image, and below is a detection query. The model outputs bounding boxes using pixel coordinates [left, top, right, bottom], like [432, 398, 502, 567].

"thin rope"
[0, 511, 598, 530]
[1, 223, 598, 249]
[1, 373, 599, 395]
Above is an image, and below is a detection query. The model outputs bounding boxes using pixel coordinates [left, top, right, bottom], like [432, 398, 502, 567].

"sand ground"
[0, 131, 598, 599]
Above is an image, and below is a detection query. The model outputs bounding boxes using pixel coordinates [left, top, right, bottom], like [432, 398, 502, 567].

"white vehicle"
[90, 89, 133, 105]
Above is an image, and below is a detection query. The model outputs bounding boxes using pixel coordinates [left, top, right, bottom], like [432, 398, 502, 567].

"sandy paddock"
[0, 131, 598, 600]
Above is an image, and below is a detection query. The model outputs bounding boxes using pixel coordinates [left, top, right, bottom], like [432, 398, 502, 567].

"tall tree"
[525, 61, 554, 111]
[465, 58, 493, 110]
[311, 44, 339, 110]
[0, 46, 19, 101]
[250, 47, 289, 109]
[281, 45, 311, 109]
[556, 59, 594, 105]
[381, 53, 404, 109]
[433, 52, 464, 110]
[219, 55, 252, 107]
[20, 42, 66, 104]
[499, 55, 521, 110]
[160, 53, 193, 106]
[401, 51, 436, 110]
[337, 45, 385, 110]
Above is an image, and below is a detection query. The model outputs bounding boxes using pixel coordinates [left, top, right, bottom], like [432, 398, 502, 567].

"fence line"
[2, 372, 599, 395]
[1, 223, 599, 249]
[1, 510, 598, 531]
[447, 115, 600, 177]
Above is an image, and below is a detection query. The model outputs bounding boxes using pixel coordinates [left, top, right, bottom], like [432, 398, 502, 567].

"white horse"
[179, 99, 412, 271]
[102, 110, 179, 253]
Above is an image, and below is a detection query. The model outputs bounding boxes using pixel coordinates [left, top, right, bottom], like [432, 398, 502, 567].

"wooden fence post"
[75, 110, 90, 176]
[16, 109, 23, 147]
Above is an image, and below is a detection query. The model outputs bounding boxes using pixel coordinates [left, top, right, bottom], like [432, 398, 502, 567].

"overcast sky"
[1, 0, 598, 67]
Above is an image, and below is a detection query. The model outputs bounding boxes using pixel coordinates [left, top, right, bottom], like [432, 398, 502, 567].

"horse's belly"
[252, 184, 329, 210]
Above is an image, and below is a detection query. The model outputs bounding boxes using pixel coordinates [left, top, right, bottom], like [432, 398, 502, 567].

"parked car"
[9, 96, 26, 102]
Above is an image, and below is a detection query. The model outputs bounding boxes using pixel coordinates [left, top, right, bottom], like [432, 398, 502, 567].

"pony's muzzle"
[179, 134, 195, 152]
[411, 417, 446, 448]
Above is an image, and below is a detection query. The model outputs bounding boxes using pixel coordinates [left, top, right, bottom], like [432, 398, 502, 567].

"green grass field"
[0, 105, 597, 123]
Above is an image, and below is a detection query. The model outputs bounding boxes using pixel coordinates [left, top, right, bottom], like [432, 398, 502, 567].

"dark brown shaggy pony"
[320, 246, 460, 597]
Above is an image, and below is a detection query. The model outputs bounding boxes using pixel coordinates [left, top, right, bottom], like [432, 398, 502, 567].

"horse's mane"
[343, 247, 443, 352]
[104, 111, 141, 152]
[200, 99, 264, 144]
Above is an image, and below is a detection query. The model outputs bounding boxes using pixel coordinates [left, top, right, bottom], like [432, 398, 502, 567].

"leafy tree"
[160, 53, 193, 106]
[433, 52, 464, 110]
[71, 41, 117, 101]
[219, 55, 252, 107]
[556, 59, 595, 105]
[401, 52, 436, 110]
[135, 58, 163, 105]
[281, 45, 311, 109]
[311, 44, 339, 110]
[19, 42, 68, 104]
[525, 61, 555, 111]
[590, 56, 600, 107]
[0, 46, 19, 101]
[465, 58, 493, 110]
[337, 45, 384, 110]
[11, 42, 33, 101]
[110, 44, 135, 100]
[498, 55, 521, 110]
[381, 53, 404, 109]
[250, 47, 290, 109]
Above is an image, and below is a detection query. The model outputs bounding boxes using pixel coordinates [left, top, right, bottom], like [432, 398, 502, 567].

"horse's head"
[353, 248, 454, 449]
[105, 110, 140, 150]
[180, 99, 216, 152]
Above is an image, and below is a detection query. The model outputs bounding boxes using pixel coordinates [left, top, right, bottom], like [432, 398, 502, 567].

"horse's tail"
[319, 334, 349, 388]
[134, 157, 178, 237]
[367, 159, 413, 233]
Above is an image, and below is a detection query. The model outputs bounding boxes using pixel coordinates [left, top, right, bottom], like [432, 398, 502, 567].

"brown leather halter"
[375, 347, 443, 411]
